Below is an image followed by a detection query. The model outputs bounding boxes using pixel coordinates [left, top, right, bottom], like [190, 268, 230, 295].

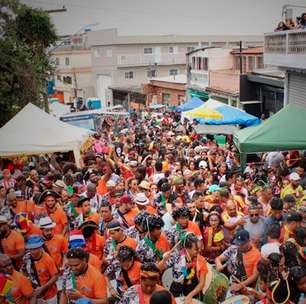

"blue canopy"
[177, 97, 203, 112]
[196, 99, 261, 127]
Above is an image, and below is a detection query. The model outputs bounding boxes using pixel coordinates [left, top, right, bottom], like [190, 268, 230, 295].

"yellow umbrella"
[184, 105, 223, 119]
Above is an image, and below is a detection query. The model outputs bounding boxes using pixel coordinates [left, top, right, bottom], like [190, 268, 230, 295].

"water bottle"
[298, 293, 305, 304]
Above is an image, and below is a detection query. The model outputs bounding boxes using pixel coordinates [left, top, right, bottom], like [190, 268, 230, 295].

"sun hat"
[38, 216, 56, 229]
[139, 181, 150, 190]
[25, 235, 44, 250]
[134, 193, 149, 206]
[52, 180, 67, 190]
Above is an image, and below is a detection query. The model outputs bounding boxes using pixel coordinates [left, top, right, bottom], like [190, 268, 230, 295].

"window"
[65, 57, 70, 66]
[94, 48, 101, 58]
[125, 71, 134, 79]
[55, 57, 60, 65]
[203, 58, 208, 71]
[106, 49, 112, 57]
[57, 75, 61, 81]
[144, 47, 153, 54]
[257, 56, 264, 69]
[162, 93, 171, 104]
[169, 69, 178, 76]
[147, 70, 156, 78]
[192, 57, 196, 69]
[63, 76, 72, 84]
[169, 47, 174, 54]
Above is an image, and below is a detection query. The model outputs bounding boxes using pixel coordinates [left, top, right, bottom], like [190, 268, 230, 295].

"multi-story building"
[87, 28, 263, 108]
[264, 28, 306, 108]
[186, 46, 265, 107]
[51, 33, 95, 103]
[143, 75, 186, 107]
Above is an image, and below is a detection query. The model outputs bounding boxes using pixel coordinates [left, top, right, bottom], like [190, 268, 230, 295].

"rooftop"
[88, 28, 263, 47]
[150, 74, 187, 84]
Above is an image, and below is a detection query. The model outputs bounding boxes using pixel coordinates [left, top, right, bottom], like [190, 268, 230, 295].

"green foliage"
[0, 0, 57, 127]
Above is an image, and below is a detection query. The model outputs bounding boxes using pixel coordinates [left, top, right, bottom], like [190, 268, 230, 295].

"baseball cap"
[233, 229, 250, 245]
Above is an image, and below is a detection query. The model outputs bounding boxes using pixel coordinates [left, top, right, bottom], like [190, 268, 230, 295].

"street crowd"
[0, 111, 306, 304]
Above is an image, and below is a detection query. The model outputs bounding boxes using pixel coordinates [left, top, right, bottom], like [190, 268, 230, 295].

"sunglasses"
[250, 214, 259, 217]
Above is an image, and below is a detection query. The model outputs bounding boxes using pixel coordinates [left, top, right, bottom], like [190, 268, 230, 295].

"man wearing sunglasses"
[244, 204, 265, 248]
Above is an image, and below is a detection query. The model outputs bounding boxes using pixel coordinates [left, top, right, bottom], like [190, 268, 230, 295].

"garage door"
[287, 72, 306, 107]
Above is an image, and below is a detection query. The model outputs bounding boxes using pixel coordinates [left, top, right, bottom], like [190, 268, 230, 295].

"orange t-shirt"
[155, 233, 170, 254]
[1, 230, 25, 257]
[44, 234, 68, 268]
[119, 260, 142, 291]
[136, 206, 157, 215]
[84, 212, 100, 225]
[48, 206, 68, 235]
[242, 245, 261, 278]
[117, 236, 137, 251]
[196, 255, 209, 278]
[96, 176, 108, 196]
[75, 264, 107, 299]
[10, 270, 33, 304]
[89, 253, 102, 269]
[12, 200, 35, 215]
[187, 221, 203, 240]
[34, 252, 58, 300]
[123, 209, 138, 227]
[134, 284, 176, 304]
[85, 232, 105, 259]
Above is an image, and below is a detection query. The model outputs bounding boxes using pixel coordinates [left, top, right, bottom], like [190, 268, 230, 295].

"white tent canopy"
[0, 103, 91, 164]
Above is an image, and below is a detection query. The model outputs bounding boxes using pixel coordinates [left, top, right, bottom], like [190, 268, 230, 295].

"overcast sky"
[22, 0, 306, 36]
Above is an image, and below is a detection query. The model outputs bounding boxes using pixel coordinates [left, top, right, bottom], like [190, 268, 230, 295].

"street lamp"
[48, 22, 100, 53]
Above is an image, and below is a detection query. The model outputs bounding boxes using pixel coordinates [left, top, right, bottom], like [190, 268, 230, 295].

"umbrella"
[184, 106, 223, 119]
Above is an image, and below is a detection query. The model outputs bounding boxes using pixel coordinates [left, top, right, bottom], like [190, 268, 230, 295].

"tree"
[0, 0, 57, 127]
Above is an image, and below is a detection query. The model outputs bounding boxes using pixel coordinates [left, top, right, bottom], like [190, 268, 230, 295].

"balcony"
[207, 70, 240, 96]
[264, 29, 306, 69]
[117, 53, 186, 67]
[189, 70, 208, 90]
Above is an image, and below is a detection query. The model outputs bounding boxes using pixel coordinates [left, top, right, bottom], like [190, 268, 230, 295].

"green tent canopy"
[234, 103, 306, 153]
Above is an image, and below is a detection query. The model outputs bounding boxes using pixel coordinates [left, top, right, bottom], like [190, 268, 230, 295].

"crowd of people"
[275, 13, 306, 31]
[0, 111, 306, 304]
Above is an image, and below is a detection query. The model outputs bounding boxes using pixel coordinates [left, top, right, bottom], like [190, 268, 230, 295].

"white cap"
[199, 160, 208, 169]
[289, 172, 301, 181]
[38, 216, 56, 229]
[134, 193, 149, 205]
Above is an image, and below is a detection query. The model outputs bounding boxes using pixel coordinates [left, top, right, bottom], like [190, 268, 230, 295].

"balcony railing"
[117, 53, 186, 66]
[189, 70, 208, 89]
[264, 29, 306, 69]
[208, 70, 240, 95]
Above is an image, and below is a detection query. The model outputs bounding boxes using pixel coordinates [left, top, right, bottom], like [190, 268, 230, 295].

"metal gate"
[287, 72, 306, 107]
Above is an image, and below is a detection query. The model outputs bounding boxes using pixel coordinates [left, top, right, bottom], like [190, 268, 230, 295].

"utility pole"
[42, 7, 67, 113]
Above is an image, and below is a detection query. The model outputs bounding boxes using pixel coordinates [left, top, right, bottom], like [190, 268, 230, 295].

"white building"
[87, 28, 263, 108]
[264, 28, 306, 107]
